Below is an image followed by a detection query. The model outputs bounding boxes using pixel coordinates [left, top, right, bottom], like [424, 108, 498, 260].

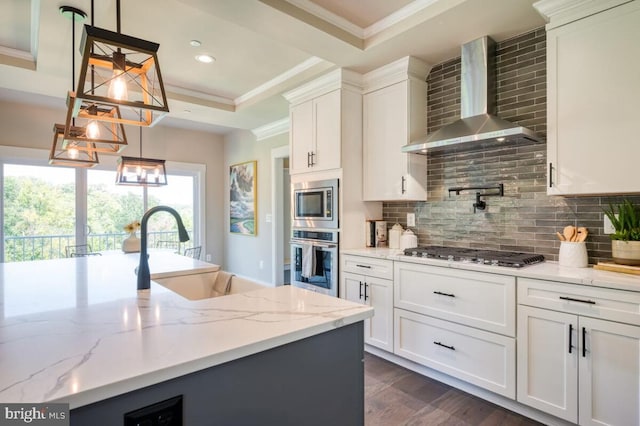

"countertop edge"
[57, 304, 373, 409]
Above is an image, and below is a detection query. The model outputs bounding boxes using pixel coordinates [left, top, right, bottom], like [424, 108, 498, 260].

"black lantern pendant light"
[49, 5, 99, 168]
[115, 112, 167, 186]
[71, 0, 169, 128]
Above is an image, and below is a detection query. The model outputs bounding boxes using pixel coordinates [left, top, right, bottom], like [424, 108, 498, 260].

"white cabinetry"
[393, 261, 516, 398]
[517, 278, 640, 425]
[536, 0, 640, 195]
[362, 57, 430, 201]
[289, 89, 341, 174]
[343, 255, 393, 352]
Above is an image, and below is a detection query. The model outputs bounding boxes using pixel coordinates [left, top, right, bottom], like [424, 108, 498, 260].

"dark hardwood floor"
[364, 353, 544, 426]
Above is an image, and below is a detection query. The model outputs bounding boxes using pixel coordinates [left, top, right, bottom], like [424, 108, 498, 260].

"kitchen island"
[0, 252, 373, 425]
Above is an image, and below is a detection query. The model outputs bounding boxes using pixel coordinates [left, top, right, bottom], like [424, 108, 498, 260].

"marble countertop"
[342, 248, 640, 292]
[0, 252, 373, 409]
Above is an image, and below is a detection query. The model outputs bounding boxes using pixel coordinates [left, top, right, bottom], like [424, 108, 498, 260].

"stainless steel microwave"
[292, 179, 338, 229]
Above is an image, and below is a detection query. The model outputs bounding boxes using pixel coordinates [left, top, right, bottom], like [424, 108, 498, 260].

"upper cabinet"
[284, 70, 361, 176]
[362, 57, 431, 201]
[536, 0, 640, 195]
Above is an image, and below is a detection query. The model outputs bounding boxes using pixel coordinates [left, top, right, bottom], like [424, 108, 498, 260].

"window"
[3, 164, 76, 261]
[0, 147, 205, 262]
[87, 169, 144, 252]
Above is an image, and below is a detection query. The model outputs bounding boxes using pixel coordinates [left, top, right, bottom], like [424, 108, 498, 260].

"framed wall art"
[229, 160, 257, 235]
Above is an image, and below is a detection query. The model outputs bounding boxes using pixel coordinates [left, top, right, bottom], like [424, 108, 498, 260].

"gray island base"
[71, 322, 365, 425]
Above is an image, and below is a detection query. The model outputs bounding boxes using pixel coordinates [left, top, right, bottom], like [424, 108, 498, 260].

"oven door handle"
[290, 240, 337, 249]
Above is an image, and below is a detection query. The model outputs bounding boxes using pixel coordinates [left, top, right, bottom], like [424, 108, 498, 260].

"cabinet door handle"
[401, 176, 406, 194]
[433, 341, 455, 351]
[559, 296, 596, 305]
[568, 323, 573, 354]
[359, 281, 363, 299]
[433, 291, 455, 298]
[307, 152, 311, 167]
[364, 283, 369, 301]
[309, 151, 315, 166]
[582, 327, 587, 358]
[356, 264, 372, 269]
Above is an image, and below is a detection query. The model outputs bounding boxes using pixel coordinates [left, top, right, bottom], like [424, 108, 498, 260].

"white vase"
[612, 240, 640, 265]
[122, 232, 141, 253]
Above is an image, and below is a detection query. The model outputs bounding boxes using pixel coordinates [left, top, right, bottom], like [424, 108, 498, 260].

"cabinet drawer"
[394, 262, 516, 336]
[343, 255, 393, 280]
[518, 278, 640, 326]
[394, 308, 515, 399]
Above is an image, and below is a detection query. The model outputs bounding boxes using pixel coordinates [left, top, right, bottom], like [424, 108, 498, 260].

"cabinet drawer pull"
[356, 264, 372, 269]
[433, 341, 455, 351]
[582, 327, 587, 358]
[401, 176, 406, 194]
[568, 323, 573, 354]
[559, 296, 596, 305]
[433, 291, 455, 298]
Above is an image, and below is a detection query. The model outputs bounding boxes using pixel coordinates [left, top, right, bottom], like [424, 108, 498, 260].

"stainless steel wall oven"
[290, 230, 338, 297]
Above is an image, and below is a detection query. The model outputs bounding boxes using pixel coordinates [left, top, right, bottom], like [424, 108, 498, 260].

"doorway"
[271, 145, 290, 285]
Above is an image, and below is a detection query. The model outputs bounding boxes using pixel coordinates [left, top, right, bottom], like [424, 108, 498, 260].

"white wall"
[223, 129, 288, 284]
[0, 99, 226, 265]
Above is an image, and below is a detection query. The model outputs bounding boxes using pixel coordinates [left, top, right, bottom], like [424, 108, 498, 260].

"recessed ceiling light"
[189, 40, 202, 47]
[195, 54, 215, 64]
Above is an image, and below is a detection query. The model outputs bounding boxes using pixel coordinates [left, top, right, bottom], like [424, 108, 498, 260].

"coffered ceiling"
[0, 0, 545, 134]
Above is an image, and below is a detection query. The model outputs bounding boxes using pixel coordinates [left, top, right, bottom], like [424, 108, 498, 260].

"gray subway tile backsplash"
[382, 27, 640, 264]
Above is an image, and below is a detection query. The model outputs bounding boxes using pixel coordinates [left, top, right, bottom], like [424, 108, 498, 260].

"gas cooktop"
[403, 246, 544, 268]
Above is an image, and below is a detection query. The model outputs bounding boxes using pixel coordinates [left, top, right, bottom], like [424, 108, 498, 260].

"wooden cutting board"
[593, 262, 640, 276]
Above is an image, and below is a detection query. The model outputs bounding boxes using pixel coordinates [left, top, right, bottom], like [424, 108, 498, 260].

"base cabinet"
[518, 299, 640, 425]
[395, 308, 516, 398]
[393, 261, 516, 398]
[343, 255, 394, 352]
[344, 273, 393, 352]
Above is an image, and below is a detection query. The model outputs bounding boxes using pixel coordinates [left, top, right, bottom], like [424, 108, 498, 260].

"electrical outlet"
[604, 215, 616, 234]
[259, 260, 264, 269]
[407, 213, 416, 227]
[205, 254, 211, 262]
[266, 214, 272, 223]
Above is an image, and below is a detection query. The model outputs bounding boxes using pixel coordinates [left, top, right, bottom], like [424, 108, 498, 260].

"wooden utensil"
[576, 227, 588, 242]
[563, 225, 576, 242]
[556, 231, 565, 241]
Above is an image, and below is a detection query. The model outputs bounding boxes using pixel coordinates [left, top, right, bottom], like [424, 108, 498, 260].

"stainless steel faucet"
[137, 206, 190, 290]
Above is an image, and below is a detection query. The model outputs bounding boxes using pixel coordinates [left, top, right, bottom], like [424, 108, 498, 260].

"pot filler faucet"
[137, 206, 190, 290]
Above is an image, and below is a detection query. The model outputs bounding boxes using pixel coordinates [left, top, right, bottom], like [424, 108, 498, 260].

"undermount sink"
[153, 271, 265, 300]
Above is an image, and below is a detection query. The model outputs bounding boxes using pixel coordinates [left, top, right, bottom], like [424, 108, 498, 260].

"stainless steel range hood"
[402, 36, 541, 154]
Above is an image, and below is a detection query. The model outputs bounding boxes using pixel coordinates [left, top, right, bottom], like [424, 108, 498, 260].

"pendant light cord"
[139, 109, 143, 158]
[71, 11, 76, 127]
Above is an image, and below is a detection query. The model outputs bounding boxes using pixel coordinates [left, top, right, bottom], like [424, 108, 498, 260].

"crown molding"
[251, 118, 290, 141]
[362, 56, 431, 93]
[282, 68, 362, 105]
[364, 0, 441, 39]
[284, 0, 364, 38]
[533, 0, 630, 28]
[0, 46, 36, 70]
[235, 56, 326, 106]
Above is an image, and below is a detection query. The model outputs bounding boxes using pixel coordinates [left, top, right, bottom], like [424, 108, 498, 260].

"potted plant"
[603, 199, 640, 265]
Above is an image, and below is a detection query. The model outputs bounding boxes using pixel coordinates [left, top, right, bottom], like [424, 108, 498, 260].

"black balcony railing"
[3, 231, 191, 262]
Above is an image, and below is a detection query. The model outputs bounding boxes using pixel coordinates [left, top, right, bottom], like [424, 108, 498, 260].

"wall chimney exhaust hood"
[402, 36, 541, 154]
